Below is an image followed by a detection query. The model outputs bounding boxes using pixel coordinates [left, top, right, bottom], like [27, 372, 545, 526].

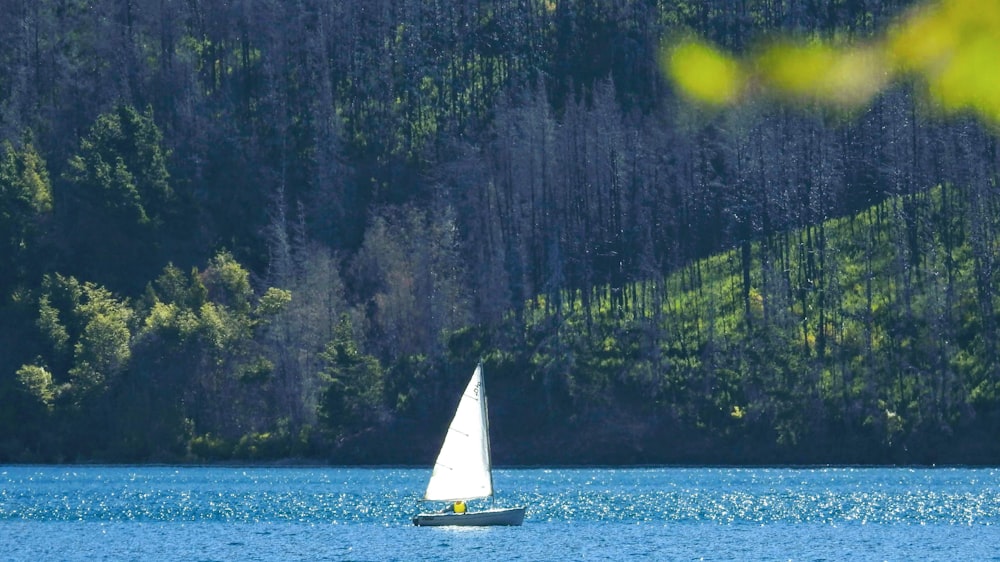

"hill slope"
[465, 183, 1000, 465]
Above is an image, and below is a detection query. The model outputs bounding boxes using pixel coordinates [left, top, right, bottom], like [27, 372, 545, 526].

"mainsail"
[423, 363, 493, 501]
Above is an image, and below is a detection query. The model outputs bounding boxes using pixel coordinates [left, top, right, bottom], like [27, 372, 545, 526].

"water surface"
[1, 466, 998, 560]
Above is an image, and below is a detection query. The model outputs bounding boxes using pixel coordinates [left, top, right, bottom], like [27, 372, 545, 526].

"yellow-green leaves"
[16, 365, 57, 409]
[30, 274, 134, 407]
[203, 251, 253, 313]
[0, 140, 52, 215]
[662, 0, 1000, 125]
[756, 42, 888, 107]
[257, 287, 292, 319]
[889, 0, 1000, 121]
[71, 300, 133, 388]
[665, 39, 744, 105]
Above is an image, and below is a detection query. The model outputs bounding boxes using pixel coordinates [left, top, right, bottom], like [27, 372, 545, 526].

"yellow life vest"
[454, 501, 466, 514]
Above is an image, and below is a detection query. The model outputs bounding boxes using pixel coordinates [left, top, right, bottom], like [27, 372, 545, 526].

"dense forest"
[2, 0, 999, 465]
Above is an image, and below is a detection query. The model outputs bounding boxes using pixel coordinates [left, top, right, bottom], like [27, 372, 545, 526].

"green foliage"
[152, 264, 207, 311]
[0, 141, 51, 213]
[68, 304, 132, 396]
[202, 251, 254, 314]
[256, 287, 292, 320]
[37, 294, 70, 355]
[16, 364, 57, 409]
[133, 252, 290, 446]
[188, 433, 233, 459]
[0, 140, 52, 225]
[188, 420, 313, 462]
[66, 105, 172, 226]
[319, 316, 387, 437]
[58, 105, 176, 291]
[29, 274, 134, 408]
[0, 140, 52, 294]
[508, 184, 1000, 463]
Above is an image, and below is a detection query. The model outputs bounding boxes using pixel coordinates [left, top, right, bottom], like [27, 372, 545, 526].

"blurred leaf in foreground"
[665, 39, 745, 106]
[756, 41, 888, 107]
[663, 0, 1000, 124]
[890, 0, 1000, 121]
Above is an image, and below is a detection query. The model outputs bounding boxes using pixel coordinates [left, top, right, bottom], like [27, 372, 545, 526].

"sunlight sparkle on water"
[1, 466, 998, 560]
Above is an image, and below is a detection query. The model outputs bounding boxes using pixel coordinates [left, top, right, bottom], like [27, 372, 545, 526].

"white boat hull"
[412, 506, 525, 527]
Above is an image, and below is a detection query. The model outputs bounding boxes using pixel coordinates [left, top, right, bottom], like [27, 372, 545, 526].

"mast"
[480, 360, 494, 499]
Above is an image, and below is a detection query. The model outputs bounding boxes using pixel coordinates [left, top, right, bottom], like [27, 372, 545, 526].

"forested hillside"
[1, 0, 998, 464]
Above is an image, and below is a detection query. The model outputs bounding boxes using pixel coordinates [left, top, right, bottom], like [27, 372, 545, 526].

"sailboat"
[412, 362, 525, 526]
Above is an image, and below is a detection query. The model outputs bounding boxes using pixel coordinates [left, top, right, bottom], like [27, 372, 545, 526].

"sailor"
[442, 500, 466, 514]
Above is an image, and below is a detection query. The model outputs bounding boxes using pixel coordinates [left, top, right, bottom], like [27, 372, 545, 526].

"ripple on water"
[1, 467, 999, 561]
[0, 466, 998, 528]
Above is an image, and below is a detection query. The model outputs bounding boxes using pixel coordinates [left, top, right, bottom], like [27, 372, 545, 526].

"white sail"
[423, 363, 493, 501]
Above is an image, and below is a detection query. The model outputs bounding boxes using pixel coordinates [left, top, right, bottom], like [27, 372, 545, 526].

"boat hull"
[412, 507, 525, 527]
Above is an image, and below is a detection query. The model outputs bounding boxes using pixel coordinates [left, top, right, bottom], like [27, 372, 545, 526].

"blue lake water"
[1, 466, 998, 561]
